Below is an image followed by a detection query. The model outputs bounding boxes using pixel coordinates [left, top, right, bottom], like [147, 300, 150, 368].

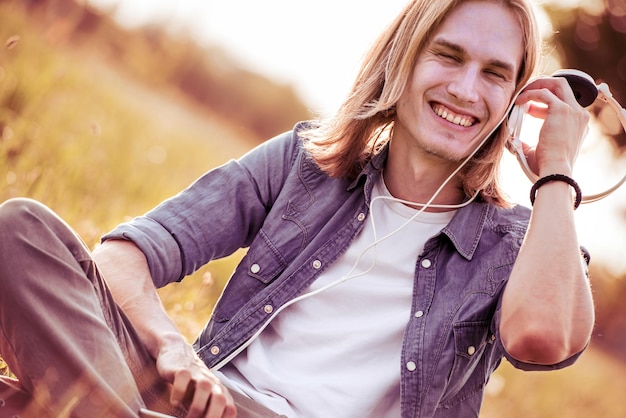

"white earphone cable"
[211, 102, 515, 372]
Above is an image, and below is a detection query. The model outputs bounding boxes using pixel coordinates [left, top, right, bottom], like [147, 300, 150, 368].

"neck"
[383, 140, 467, 210]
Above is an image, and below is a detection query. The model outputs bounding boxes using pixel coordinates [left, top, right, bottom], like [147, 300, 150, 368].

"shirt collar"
[350, 142, 490, 260]
[440, 202, 490, 260]
[347, 143, 388, 205]
[363, 148, 491, 259]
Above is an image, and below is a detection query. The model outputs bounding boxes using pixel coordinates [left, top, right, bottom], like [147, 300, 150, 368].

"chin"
[424, 140, 475, 163]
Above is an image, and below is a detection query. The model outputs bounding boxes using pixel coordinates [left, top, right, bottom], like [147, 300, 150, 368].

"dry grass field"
[1, 2, 625, 417]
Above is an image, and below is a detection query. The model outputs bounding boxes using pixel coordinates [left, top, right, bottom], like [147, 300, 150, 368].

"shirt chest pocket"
[209, 231, 289, 325]
[440, 320, 494, 408]
[245, 229, 290, 284]
[244, 192, 332, 284]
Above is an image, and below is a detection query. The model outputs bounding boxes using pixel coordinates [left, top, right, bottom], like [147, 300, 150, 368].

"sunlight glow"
[87, 0, 626, 272]
[87, 0, 409, 115]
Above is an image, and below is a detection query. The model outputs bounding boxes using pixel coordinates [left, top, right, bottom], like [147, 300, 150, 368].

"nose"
[447, 66, 480, 103]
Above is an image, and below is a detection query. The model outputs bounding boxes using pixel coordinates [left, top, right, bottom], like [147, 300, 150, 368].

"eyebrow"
[430, 38, 517, 77]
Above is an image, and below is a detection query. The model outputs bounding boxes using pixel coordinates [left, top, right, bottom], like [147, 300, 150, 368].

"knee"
[0, 199, 54, 289]
[0, 198, 51, 235]
[0, 198, 90, 261]
[0, 199, 77, 254]
[0, 198, 91, 288]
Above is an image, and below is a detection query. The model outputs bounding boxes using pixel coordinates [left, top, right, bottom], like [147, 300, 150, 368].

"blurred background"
[0, 0, 625, 416]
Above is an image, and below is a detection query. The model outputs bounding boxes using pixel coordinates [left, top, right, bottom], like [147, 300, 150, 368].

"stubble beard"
[420, 136, 468, 164]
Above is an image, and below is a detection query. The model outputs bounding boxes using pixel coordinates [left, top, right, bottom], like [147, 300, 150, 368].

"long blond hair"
[302, 0, 541, 207]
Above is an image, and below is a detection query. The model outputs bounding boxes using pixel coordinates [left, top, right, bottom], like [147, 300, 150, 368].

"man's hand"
[514, 76, 590, 177]
[93, 240, 237, 418]
[156, 335, 236, 418]
[501, 76, 594, 365]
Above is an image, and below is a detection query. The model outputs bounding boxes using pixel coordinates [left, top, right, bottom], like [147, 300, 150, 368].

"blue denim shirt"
[103, 122, 583, 417]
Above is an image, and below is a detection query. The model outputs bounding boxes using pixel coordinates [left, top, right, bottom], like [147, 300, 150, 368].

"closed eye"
[438, 52, 462, 64]
[484, 67, 513, 83]
[429, 37, 517, 83]
[485, 69, 506, 80]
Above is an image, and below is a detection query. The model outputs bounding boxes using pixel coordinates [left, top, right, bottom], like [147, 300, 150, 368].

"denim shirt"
[103, 122, 583, 417]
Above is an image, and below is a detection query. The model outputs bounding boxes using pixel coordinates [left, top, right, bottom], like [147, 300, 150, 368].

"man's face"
[394, 0, 524, 163]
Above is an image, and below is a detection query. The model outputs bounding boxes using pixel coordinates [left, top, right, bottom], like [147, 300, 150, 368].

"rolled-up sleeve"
[101, 125, 303, 288]
[101, 216, 183, 287]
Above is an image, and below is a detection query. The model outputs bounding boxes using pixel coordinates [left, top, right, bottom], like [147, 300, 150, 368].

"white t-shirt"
[216, 177, 454, 417]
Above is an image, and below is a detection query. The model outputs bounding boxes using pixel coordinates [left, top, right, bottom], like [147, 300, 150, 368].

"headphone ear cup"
[507, 105, 524, 137]
[551, 69, 598, 107]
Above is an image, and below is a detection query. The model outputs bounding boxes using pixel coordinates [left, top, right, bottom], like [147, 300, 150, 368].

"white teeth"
[433, 105, 475, 127]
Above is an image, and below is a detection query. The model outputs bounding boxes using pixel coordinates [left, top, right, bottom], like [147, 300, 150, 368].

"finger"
[204, 384, 237, 418]
[517, 88, 564, 111]
[525, 101, 548, 119]
[520, 142, 539, 174]
[517, 87, 583, 125]
[520, 77, 580, 107]
[185, 379, 211, 418]
[170, 369, 192, 408]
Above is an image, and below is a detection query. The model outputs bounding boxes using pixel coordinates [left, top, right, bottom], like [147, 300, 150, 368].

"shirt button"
[421, 259, 432, 269]
[357, 212, 366, 222]
[250, 263, 261, 274]
[264, 305, 274, 314]
[467, 346, 476, 356]
[414, 310, 424, 318]
[210, 346, 220, 355]
[312, 260, 322, 269]
[406, 361, 417, 372]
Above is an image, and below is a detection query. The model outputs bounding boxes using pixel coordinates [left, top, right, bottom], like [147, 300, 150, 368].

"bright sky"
[88, 0, 412, 115]
[88, 0, 626, 272]
[86, 0, 594, 113]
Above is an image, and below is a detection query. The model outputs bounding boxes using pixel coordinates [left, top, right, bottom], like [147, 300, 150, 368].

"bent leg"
[0, 375, 29, 416]
[0, 198, 155, 417]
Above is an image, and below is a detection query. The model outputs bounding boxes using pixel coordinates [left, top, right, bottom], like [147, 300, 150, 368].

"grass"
[481, 345, 626, 417]
[1, 2, 626, 417]
[0, 2, 248, 340]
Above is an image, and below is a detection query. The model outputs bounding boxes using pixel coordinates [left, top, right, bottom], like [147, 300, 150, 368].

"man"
[0, 0, 595, 417]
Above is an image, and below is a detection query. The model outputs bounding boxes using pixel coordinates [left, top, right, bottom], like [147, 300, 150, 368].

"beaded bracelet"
[530, 174, 582, 209]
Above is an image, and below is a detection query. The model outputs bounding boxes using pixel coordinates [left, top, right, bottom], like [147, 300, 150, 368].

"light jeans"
[0, 198, 283, 418]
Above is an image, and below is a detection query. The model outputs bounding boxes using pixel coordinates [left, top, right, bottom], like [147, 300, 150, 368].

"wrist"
[538, 165, 573, 178]
[530, 174, 582, 209]
[152, 331, 189, 358]
[537, 158, 573, 178]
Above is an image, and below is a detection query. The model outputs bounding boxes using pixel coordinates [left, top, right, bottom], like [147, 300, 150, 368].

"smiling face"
[393, 0, 524, 165]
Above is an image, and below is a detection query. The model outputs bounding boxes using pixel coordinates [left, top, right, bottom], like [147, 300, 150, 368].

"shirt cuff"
[101, 216, 184, 288]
